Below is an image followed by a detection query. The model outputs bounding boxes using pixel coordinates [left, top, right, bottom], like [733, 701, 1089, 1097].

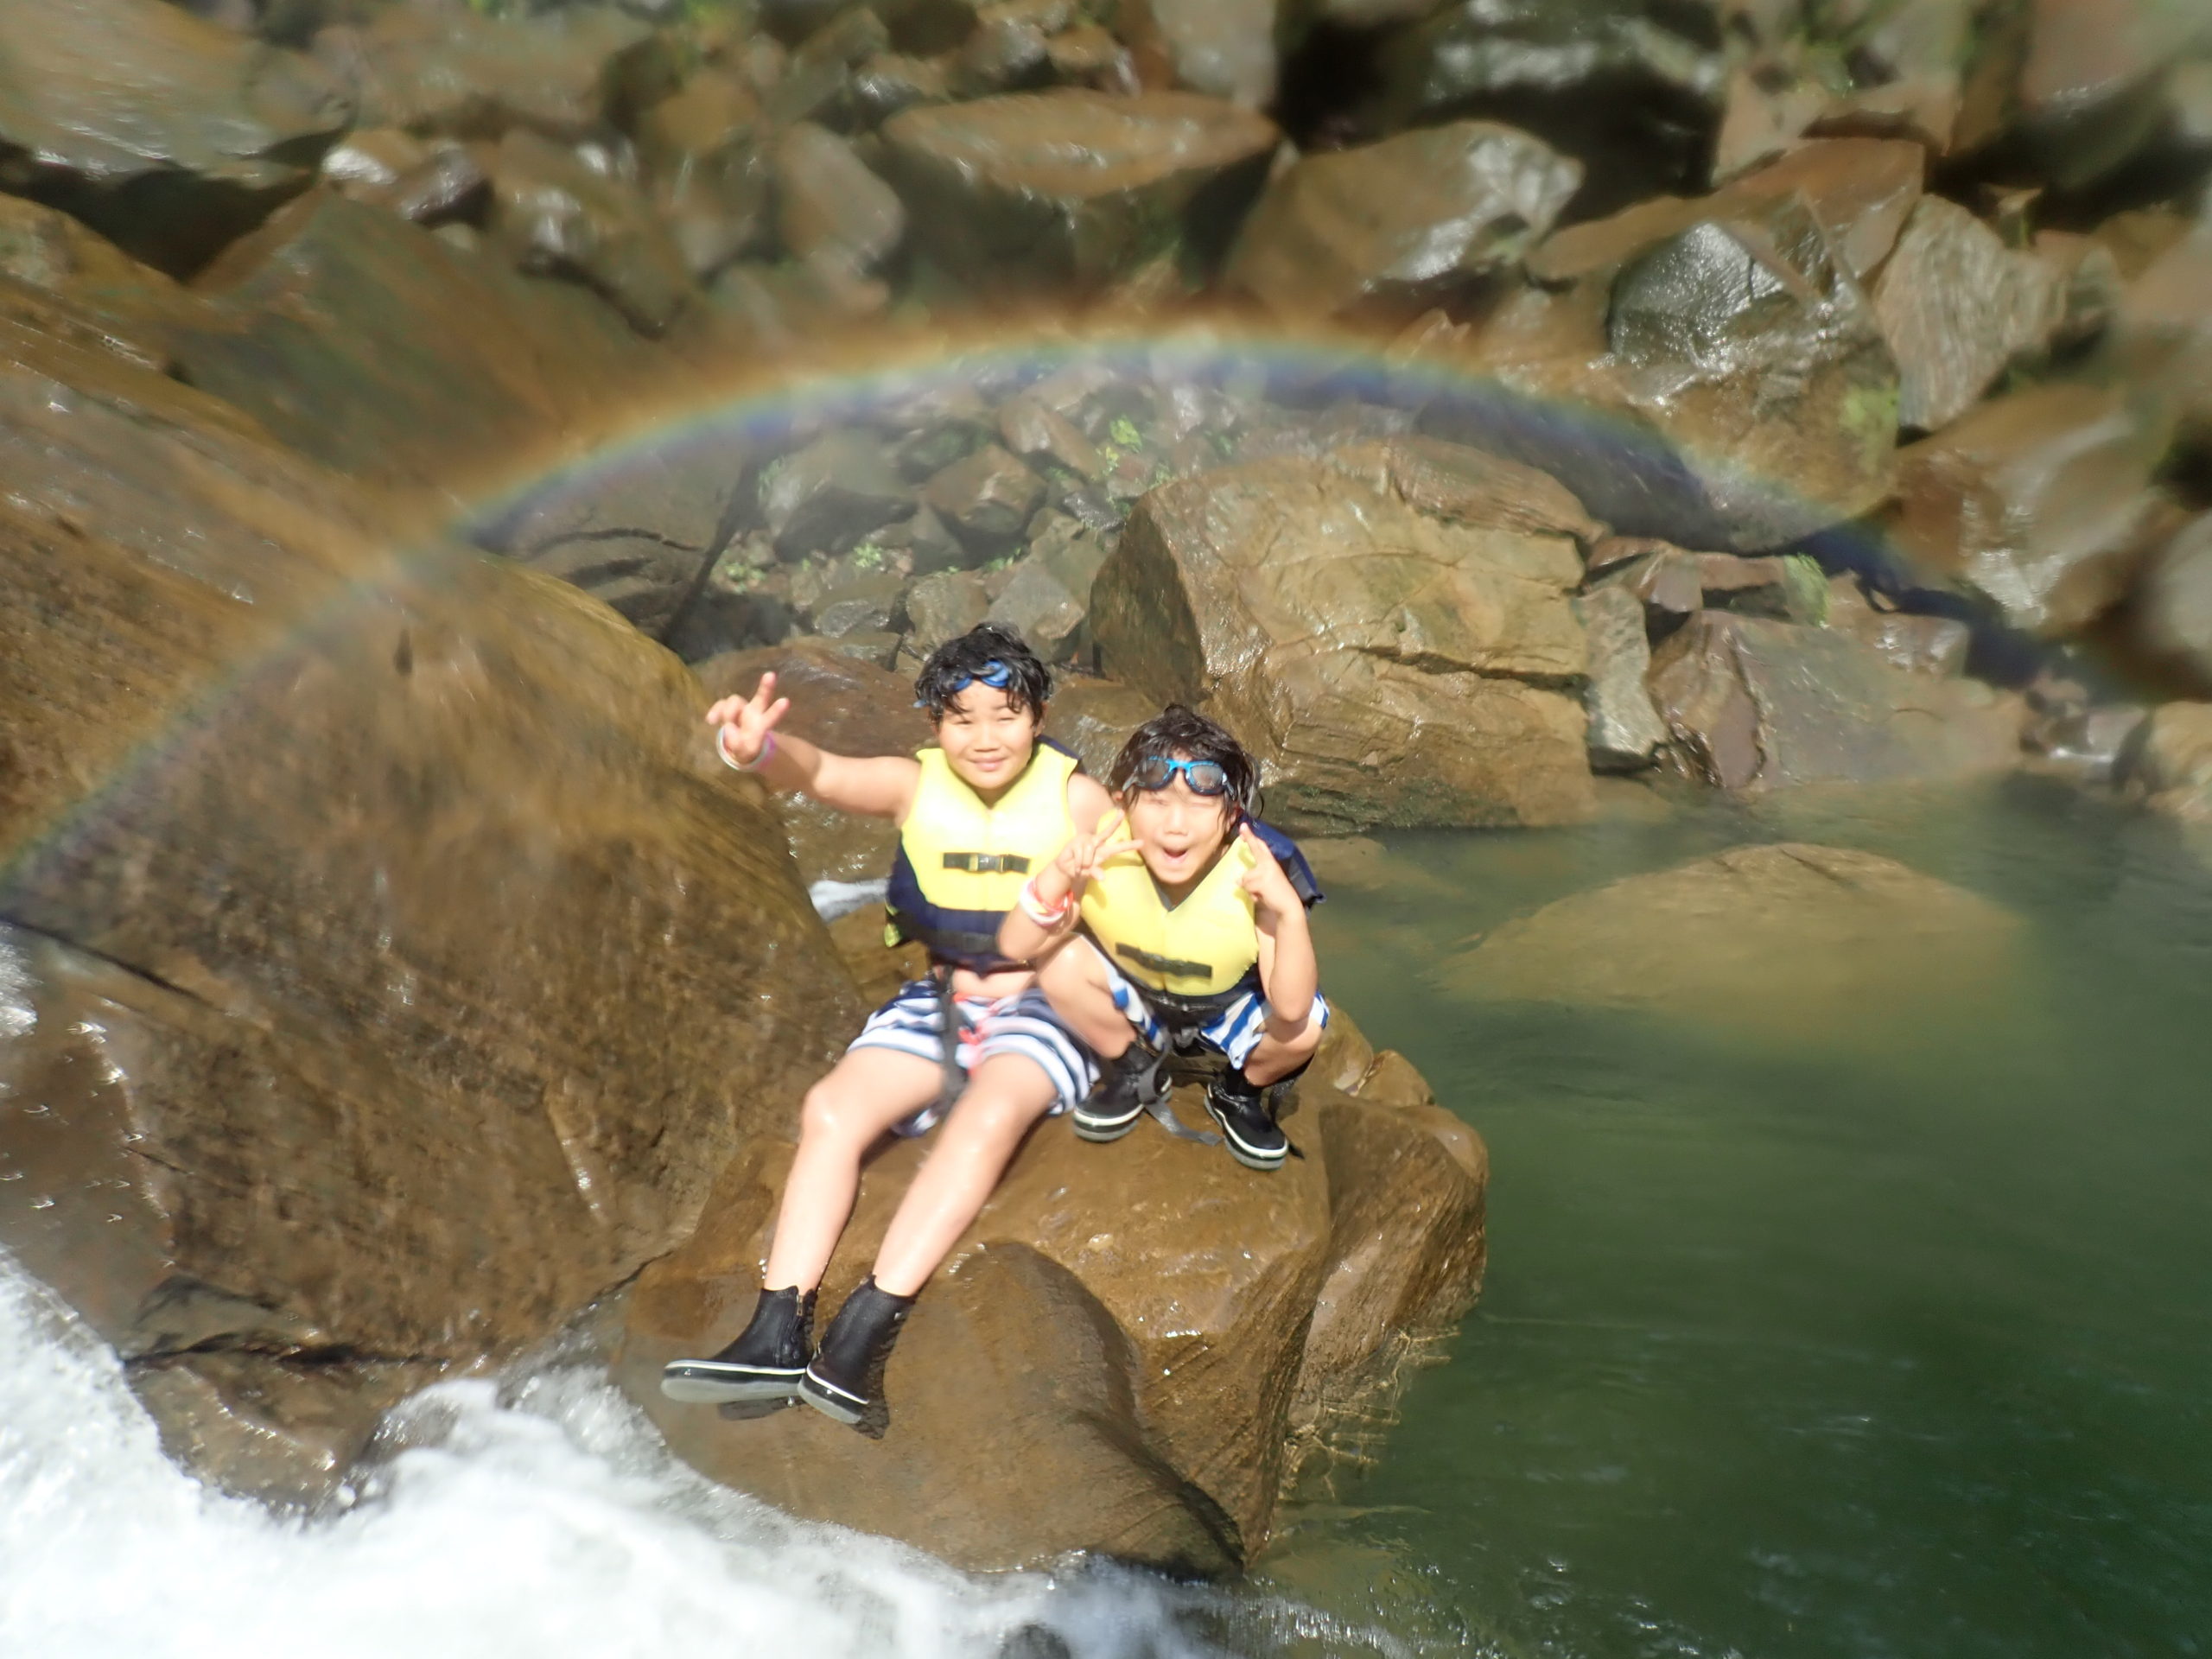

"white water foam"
[0, 1252, 1291, 1659]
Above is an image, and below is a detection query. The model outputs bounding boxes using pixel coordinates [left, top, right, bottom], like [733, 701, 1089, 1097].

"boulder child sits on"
[661, 625, 1116, 1433]
[999, 706, 1326, 1171]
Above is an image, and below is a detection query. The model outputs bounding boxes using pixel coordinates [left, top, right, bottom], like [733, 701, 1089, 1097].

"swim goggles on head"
[917, 659, 1014, 708]
[1129, 754, 1234, 797]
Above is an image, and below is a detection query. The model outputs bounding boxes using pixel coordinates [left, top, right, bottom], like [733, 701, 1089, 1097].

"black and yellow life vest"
[1077, 818, 1323, 1014]
[886, 741, 1079, 969]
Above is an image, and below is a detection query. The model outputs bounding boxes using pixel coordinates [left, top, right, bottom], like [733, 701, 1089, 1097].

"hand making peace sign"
[703, 671, 791, 768]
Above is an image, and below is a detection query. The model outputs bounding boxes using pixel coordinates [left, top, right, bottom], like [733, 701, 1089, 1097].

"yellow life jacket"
[887, 741, 1078, 969]
[1079, 836, 1264, 1011]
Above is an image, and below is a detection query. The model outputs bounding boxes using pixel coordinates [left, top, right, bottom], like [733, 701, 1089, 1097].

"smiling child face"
[933, 682, 1039, 795]
[1122, 763, 1236, 893]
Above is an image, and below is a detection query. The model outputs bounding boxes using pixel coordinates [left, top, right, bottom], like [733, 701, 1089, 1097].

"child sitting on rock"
[998, 705, 1326, 1170]
[660, 624, 1116, 1433]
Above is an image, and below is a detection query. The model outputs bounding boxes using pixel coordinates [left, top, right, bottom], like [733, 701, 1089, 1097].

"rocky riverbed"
[3, 0, 2212, 1587]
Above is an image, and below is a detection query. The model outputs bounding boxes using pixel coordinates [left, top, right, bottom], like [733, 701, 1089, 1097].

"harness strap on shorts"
[930, 965, 971, 1119]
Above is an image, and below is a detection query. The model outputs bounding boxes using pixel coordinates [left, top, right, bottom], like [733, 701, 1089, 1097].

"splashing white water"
[0, 1252, 1312, 1659]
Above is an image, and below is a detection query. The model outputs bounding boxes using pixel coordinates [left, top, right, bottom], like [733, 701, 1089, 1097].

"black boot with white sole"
[798, 1275, 916, 1437]
[659, 1284, 815, 1410]
[1204, 1065, 1291, 1170]
[1071, 1038, 1165, 1141]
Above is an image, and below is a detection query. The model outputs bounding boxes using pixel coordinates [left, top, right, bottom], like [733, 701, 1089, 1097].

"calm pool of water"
[1267, 777, 2212, 1659]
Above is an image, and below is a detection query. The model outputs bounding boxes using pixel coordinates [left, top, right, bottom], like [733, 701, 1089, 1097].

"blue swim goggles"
[1129, 754, 1234, 797]
[916, 659, 1014, 708]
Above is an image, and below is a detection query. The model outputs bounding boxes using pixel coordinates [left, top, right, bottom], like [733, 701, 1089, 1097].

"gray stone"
[810, 570, 908, 638]
[906, 568, 993, 652]
[772, 123, 906, 271]
[1572, 585, 1665, 772]
[762, 431, 916, 560]
[1648, 611, 2024, 790]
[921, 442, 1046, 550]
[2138, 513, 2212, 688]
[987, 559, 1086, 663]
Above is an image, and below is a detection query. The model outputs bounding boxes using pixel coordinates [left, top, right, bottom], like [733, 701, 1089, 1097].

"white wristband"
[1017, 876, 1071, 927]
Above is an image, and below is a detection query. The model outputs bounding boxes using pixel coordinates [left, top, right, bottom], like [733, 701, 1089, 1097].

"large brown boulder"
[614, 1020, 1485, 1573]
[0, 0, 353, 275]
[1885, 381, 2170, 636]
[1224, 121, 1581, 321]
[1648, 611, 2025, 790]
[1092, 442, 1596, 830]
[2127, 701, 2212, 825]
[481, 130, 696, 335]
[173, 191, 667, 490]
[1445, 842, 2025, 1044]
[879, 89, 1278, 293]
[0, 307, 859, 1497]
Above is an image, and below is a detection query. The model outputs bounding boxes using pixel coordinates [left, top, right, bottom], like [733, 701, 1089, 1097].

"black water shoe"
[1205, 1067, 1289, 1171]
[1072, 1039, 1165, 1142]
[798, 1275, 916, 1438]
[659, 1285, 814, 1408]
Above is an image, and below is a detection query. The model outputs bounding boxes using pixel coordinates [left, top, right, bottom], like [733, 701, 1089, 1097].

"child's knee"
[799, 1077, 866, 1143]
[1276, 1012, 1325, 1060]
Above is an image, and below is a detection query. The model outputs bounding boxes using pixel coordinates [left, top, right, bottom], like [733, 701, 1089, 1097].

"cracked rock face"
[0, 317, 859, 1497]
[1090, 443, 1595, 830]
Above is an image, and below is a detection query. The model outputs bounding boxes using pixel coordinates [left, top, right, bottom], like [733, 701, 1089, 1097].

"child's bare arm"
[997, 801, 1128, 962]
[705, 672, 918, 820]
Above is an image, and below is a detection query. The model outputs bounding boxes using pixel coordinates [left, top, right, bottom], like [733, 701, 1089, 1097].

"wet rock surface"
[615, 1005, 1484, 1573]
[0, 310, 859, 1491]
[0, 0, 352, 273]
[880, 89, 1277, 291]
[1093, 444, 1595, 830]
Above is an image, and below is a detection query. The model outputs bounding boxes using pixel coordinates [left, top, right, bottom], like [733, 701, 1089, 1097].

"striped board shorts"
[1096, 952, 1330, 1071]
[848, 978, 1099, 1135]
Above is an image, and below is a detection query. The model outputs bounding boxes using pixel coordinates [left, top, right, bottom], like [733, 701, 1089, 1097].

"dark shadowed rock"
[314, 3, 663, 142]
[174, 191, 663, 489]
[1648, 611, 2024, 789]
[772, 123, 906, 272]
[1444, 842, 2024, 1043]
[1225, 122, 1581, 321]
[614, 1046, 1484, 1571]
[880, 89, 1278, 292]
[0, 0, 352, 275]
[1367, 0, 1725, 217]
[762, 430, 916, 560]
[0, 315, 859, 1496]
[483, 130, 694, 334]
[1997, 0, 2212, 189]
[696, 642, 928, 883]
[1872, 196, 2061, 432]
[1886, 382, 2168, 635]
[1093, 451, 1594, 830]
[1573, 585, 1665, 771]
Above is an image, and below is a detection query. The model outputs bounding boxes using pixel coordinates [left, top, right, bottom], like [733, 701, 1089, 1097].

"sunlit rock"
[1093, 443, 1595, 830]
[0, 0, 351, 275]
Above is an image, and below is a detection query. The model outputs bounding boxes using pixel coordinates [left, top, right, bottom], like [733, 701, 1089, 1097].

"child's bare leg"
[762, 1046, 944, 1292]
[1243, 1007, 1324, 1085]
[1034, 937, 1135, 1058]
[869, 1053, 1058, 1295]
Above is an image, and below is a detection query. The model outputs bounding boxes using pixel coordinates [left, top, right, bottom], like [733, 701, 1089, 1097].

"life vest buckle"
[940, 852, 1031, 874]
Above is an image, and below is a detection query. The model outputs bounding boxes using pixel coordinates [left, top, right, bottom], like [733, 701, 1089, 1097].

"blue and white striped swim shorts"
[1095, 952, 1330, 1070]
[847, 978, 1099, 1135]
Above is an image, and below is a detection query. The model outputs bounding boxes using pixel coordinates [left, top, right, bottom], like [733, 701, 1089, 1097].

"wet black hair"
[912, 622, 1052, 721]
[1107, 705, 1259, 814]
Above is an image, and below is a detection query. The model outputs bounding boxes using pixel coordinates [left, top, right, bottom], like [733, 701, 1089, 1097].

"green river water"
[1261, 777, 2212, 1659]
